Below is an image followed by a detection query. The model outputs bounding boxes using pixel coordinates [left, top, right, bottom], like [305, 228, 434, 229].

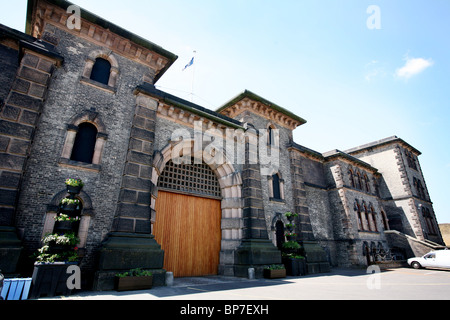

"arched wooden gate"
[153, 160, 222, 277]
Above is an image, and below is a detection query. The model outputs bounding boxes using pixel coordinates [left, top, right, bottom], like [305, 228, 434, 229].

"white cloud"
[395, 57, 434, 79]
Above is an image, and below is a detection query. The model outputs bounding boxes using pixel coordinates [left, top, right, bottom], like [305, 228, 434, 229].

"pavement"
[39, 267, 450, 301]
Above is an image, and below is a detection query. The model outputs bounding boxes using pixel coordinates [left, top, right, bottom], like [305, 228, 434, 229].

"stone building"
[0, 0, 445, 290]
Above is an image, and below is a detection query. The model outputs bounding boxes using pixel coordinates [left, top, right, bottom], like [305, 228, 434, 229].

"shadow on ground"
[70, 267, 382, 299]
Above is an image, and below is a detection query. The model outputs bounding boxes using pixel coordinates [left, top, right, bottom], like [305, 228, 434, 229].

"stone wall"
[11, 19, 168, 274]
[349, 140, 443, 244]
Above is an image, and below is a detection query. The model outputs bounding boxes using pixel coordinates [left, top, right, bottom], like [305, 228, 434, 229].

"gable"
[217, 90, 306, 130]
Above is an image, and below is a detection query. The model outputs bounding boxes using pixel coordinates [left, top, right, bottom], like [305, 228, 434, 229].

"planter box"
[54, 221, 80, 233]
[29, 262, 78, 299]
[66, 185, 83, 194]
[283, 258, 306, 276]
[263, 269, 286, 279]
[115, 276, 153, 292]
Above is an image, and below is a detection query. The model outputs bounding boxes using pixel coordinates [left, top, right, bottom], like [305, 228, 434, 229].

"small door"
[154, 191, 222, 277]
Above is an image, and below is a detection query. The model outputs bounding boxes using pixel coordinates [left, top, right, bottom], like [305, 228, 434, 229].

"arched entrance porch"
[150, 139, 243, 277]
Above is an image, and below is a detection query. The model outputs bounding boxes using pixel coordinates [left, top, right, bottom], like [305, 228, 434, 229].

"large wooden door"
[154, 191, 222, 277]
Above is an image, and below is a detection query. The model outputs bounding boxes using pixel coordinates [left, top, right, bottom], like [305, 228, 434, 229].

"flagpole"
[191, 50, 197, 103]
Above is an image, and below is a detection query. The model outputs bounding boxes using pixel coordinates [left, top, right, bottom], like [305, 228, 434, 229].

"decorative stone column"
[233, 125, 282, 278]
[94, 92, 165, 290]
[0, 39, 63, 276]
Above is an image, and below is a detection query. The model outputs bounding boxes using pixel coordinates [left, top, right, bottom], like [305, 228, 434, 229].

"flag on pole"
[183, 57, 194, 71]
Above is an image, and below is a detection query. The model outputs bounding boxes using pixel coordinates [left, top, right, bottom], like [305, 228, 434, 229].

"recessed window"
[267, 125, 279, 147]
[90, 58, 111, 86]
[81, 51, 119, 92]
[272, 173, 282, 200]
[71, 123, 98, 164]
[269, 173, 284, 202]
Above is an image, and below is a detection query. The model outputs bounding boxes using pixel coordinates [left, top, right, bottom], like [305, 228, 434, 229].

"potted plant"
[39, 232, 80, 259]
[285, 223, 294, 232]
[263, 265, 286, 279]
[60, 198, 81, 213]
[285, 231, 297, 241]
[115, 268, 153, 292]
[285, 212, 298, 222]
[282, 253, 306, 276]
[30, 179, 84, 299]
[30, 232, 81, 299]
[65, 178, 84, 195]
[54, 213, 80, 233]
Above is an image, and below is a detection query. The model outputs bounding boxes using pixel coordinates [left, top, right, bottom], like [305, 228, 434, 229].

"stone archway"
[151, 139, 243, 276]
[42, 189, 94, 249]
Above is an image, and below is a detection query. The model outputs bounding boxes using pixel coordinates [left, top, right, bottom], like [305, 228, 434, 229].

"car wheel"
[411, 262, 422, 269]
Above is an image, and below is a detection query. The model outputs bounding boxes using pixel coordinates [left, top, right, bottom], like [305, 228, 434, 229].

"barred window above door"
[158, 159, 221, 199]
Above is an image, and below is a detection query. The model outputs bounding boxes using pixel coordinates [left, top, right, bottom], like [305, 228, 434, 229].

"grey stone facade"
[0, 0, 445, 288]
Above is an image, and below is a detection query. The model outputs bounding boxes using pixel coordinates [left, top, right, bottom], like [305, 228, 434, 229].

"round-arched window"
[70, 123, 98, 164]
[90, 58, 111, 85]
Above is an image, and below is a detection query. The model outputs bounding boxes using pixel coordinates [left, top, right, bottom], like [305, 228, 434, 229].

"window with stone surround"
[355, 200, 364, 230]
[355, 199, 379, 233]
[369, 203, 378, 232]
[349, 168, 356, 188]
[268, 172, 285, 202]
[81, 50, 119, 92]
[60, 110, 108, 171]
[422, 206, 437, 235]
[405, 149, 418, 170]
[414, 178, 427, 200]
[363, 174, 371, 193]
[90, 58, 111, 86]
[348, 166, 372, 194]
[267, 124, 279, 147]
[70, 123, 97, 164]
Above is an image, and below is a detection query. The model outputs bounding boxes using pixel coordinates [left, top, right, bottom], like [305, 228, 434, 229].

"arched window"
[272, 173, 282, 200]
[90, 58, 111, 85]
[369, 204, 378, 232]
[405, 150, 417, 170]
[268, 173, 284, 202]
[355, 200, 363, 230]
[349, 168, 356, 188]
[356, 172, 363, 190]
[81, 50, 119, 91]
[363, 174, 371, 193]
[267, 125, 279, 147]
[363, 202, 371, 231]
[60, 111, 108, 170]
[418, 180, 426, 200]
[70, 123, 98, 164]
[422, 207, 437, 235]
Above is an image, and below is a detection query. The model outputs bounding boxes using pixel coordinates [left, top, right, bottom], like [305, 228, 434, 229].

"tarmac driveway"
[46, 267, 450, 301]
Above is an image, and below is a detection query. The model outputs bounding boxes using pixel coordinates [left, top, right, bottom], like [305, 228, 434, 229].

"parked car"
[408, 250, 450, 270]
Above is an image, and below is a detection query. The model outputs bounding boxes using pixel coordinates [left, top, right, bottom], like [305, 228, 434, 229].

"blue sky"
[1, 0, 449, 224]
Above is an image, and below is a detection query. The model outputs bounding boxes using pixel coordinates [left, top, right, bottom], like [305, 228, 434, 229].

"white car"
[408, 250, 450, 270]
